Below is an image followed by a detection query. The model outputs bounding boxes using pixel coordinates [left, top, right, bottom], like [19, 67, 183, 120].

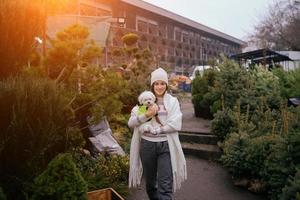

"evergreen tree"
[31, 153, 88, 200]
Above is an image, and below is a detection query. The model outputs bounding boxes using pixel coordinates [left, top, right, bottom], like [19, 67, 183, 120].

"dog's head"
[138, 91, 156, 107]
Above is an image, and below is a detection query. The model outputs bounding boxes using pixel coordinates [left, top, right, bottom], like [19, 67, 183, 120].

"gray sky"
[143, 0, 273, 40]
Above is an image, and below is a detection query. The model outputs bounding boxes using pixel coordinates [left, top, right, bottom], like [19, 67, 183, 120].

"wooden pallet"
[87, 188, 124, 200]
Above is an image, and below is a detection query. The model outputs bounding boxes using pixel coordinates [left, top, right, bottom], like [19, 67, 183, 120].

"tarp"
[47, 15, 111, 47]
[88, 117, 125, 156]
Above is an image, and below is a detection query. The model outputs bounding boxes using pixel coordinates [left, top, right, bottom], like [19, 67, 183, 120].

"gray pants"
[140, 139, 173, 200]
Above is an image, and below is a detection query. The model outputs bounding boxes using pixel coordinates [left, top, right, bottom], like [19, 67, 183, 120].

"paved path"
[127, 156, 266, 200]
[126, 93, 266, 200]
[179, 95, 211, 134]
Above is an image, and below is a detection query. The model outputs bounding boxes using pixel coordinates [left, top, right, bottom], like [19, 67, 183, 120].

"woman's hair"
[151, 82, 168, 96]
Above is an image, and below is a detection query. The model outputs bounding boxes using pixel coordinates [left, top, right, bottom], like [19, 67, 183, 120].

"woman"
[128, 67, 187, 200]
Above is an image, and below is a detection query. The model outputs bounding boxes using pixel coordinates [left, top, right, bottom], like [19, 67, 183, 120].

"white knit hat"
[150, 67, 168, 86]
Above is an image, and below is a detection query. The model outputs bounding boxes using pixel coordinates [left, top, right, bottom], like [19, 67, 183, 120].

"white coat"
[128, 93, 187, 191]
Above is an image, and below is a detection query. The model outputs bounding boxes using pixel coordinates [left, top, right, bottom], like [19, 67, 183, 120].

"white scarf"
[128, 93, 187, 191]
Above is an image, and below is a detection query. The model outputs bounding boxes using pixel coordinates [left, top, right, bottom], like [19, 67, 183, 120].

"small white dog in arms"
[137, 91, 160, 134]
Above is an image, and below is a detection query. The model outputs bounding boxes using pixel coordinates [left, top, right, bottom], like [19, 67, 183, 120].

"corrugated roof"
[230, 48, 293, 64]
[121, 0, 246, 45]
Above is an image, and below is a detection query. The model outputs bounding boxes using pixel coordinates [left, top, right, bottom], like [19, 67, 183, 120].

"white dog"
[137, 91, 158, 133]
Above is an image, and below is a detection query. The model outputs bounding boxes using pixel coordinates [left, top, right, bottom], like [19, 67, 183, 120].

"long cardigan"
[128, 93, 187, 191]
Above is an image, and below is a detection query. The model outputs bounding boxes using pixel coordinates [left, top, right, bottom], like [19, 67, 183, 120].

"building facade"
[48, 0, 245, 73]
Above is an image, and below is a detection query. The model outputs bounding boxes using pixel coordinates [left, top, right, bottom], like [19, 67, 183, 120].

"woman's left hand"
[145, 104, 158, 118]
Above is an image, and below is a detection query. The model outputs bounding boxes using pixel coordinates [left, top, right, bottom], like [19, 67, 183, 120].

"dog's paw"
[149, 126, 155, 133]
[150, 127, 162, 135]
[143, 125, 151, 132]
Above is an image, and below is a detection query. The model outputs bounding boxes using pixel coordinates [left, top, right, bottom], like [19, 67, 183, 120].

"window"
[159, 24, 167, 38]
[175, 30, 181, 41]
[175, 49, 182, 57]
[168, 48, 174, 56]
[182, 32, 189, 44]
[136, 16, 158, 35]
[148, 23, 158, 35]
[137, 20, 147, 33]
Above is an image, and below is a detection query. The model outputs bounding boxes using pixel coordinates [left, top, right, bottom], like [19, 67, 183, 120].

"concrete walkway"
[179, 94, 211, 134]
[127, 156, 266, 200]
[126, 93, 266, 200]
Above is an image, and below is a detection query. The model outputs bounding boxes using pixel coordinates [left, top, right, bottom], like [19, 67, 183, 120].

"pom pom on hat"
[150, 67, 168, 86]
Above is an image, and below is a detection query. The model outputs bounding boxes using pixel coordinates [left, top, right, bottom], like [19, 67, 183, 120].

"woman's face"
[153, 80, 167, 97]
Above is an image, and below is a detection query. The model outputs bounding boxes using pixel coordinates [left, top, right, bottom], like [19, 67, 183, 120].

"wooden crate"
[87, 188, 124, 200]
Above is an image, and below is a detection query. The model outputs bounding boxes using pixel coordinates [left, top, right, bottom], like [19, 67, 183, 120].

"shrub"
[71, 151, 109, 191]
[69, 67, 129, 122]
[248, 106, 282, 136]
[283, 68, 300, 98]
[262, 131, 300, 199]
[108, 35, 156, 113]
[121, 33, 139, 46]
[109, 114, 132, 153]
[245, 134, 283, 178]
[250, 67, 282, 110]
[71, 151, 129, 196]
[220, 132, 250, 178]
[46, 24, 101, 81]
[0, 74, 84, 199]
[101, 155, 129, 184]
[211, 108, 236, 141]
[31, 153, 88, 200]
[212, 58, 254, 111]
[281, 168, 300, 200]
[192, 94, 211, 118]
[191, 72, 208, 96]
[191, 69, 217, 118]
[0, 187, 6, 200]
[272, 68, 293, 98]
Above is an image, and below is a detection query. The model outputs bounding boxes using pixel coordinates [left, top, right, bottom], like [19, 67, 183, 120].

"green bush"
[191, 72, 208, 96]
[192, 94, 209, 117]
[247, 106, 281, 136]
[121, 74, 149, 113]
[272, 68, 293, 98]
[289, 106, 300, 131]
[261, 131, 300, 199]
[208, 58, 298, 198]
[102, 155, 129, 184]
[107, 34, 156, 114]
[212, 58, 254, 111]
[221, 104, 300, 198]
[245, 135, 283, 178]
[191, 69, 217, 118]
[71, 151, 129, 196]
[220, 132, 250, 178]
[250, 67, 282, 110]
[69, 67, 129, 123]
[71, 151, 110, 191]
[211, 108, 236, 141]
[31, 153, 88, 200]
[273, 68, 300, 99]
[281, 168, 300, 200]
[0, 74, 84, 199]
[288, 68, 300, 98]
[121, 33, 139, 46]
[205, 59, 282, 115]
[46, 24, 101, 80]
[0, 187, 6, 200]
[109, 114, 132, 153]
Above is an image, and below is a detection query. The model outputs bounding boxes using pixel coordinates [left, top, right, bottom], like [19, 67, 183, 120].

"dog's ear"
[138, 92, 144, 105]
[151, 92, 157, 103]
[150, 92, 156, 101]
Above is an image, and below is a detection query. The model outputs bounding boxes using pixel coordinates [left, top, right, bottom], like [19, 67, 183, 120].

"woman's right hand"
[145, 104, 158, 118]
